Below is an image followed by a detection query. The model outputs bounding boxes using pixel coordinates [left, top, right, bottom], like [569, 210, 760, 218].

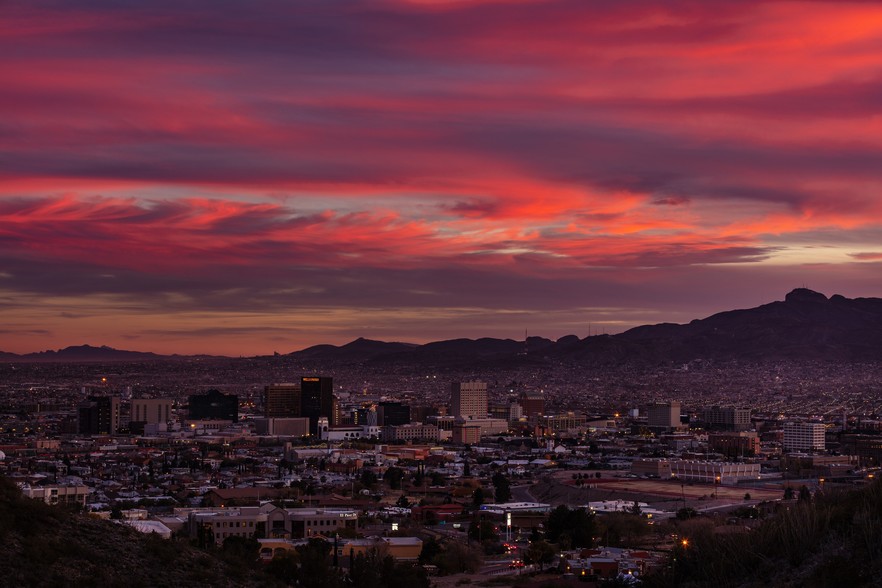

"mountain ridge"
[3, 289, 882, 364]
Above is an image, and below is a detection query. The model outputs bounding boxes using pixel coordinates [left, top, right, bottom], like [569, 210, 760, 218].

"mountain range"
[3, 289, 882, 364]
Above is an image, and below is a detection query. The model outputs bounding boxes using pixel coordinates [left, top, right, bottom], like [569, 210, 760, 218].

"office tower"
[300, 376, 333, 435]
[189, 390, 238, 422]
[377, 401, 411, 426]
[702, 406, 751, 431]
[647, 401, 681, 429]
[518, 391, 545, 417]
[131, 398, 173, 425]
[783, 422, 826, 452]
[450, 381, 488, 419]
[77, 396, 121, 435]
[264, 383, 301, 418]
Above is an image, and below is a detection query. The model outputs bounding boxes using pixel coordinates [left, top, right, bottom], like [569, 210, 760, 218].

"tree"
[265, 551, 300, 585]
[419, 537, 442, 565]
[599, 512, 649, 547]
[295, 539, 345, 588]
[472, 487, 485, 508]
[348, 549, 387, 588]
[360, 470, 378, 488]
[463, 460, 471, 477]
[676, 507, 698, 520]
[492, 472, 511, 503]
[524, 539, 557, 571]
[798, 485, 812, 502]
[383, 467, 405, 490]
[784, 486, 795, 500]
[434, 541, 483, 574]
[546, 505, 596, 548]
[468, 517, 499, 544]
[219, 535, 260, 569]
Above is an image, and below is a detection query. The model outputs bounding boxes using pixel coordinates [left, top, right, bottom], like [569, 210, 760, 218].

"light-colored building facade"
[21, 484, 90, 507]
[382, 423, 440, 442]
[252, 417, 310, 437]
[452, 422, 482, 445]
[670, 460, 761, 484]
[131, 398, 173, 425]
[187, 504, 358, 544]
[450, 381, 488, 419]
[783, 422, 825, 452]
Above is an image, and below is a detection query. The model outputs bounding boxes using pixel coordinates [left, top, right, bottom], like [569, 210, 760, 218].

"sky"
[3, 0, 882, 356]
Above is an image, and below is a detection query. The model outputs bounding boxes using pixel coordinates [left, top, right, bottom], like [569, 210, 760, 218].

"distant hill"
[4, 289, 882, 365]
[288, 289, 882, 366]
[290, 337, 417, 362]
[0, 344, 163, 363]
[607, 287, 882, 362]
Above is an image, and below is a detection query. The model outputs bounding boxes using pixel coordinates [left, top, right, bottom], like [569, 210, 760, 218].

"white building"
[783, 422, 825, 452]
[669, 460, 761, 484]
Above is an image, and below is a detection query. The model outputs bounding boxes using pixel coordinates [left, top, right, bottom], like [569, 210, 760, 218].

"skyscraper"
[301, 376, 333, 435]
[78, 395, 120, 435]
[189, 390, 238, 422]
[450, 381, 488, 419]
[264, 383, 301, 418]
[518, 391, 545, 417]
[783, 422, 826, 452]
[647, 401, 681, 430]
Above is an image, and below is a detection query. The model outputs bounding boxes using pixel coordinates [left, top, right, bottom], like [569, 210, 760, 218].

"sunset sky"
[3, 0, 882, 356]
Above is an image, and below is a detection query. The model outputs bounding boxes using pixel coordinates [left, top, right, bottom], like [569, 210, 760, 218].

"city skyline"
[3, 1, 882, 355]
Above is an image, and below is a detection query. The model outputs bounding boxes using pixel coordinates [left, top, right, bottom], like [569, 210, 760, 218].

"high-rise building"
[450, 381, 487, 419]
[647, 401, 681, 430]
[78, 396, 120, 435]
[518, 391, 545, 417]
[783, 422, 825, 452]
[189, 390, 238, 422]
[702, 406, 751, 431]
[300, 376, 333, 435]
[131, 398, 173, 425]
[377, 402, 411, 426]
[264, 383, 301, 418]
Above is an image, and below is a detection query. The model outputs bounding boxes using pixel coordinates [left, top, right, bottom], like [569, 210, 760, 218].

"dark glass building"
[78, 396, 120, 435]
[300, 376, 333, 435]
[189, 389, 238, 422]
[377, 401, 411, 427]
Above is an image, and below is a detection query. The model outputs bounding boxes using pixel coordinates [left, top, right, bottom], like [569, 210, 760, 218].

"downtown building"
[264, 383, 301, 418]
[77, 396, 121, 435]
[301, 376, 334, 435]
[450, 381, 488, 419]
[701, 406, 752, 432]
[646, 401, 681, 431]
[783, 422, 826, 452]
[189, 390, 238, 422]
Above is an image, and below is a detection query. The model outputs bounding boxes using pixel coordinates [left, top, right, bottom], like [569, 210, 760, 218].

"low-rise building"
[20, 484, 90, 507]
[670, 460, 761, 484]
